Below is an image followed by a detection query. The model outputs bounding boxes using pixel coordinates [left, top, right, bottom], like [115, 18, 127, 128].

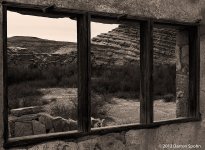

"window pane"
[91, 22, 140, 128]
[8, 11, 78, 138]
[153, 25, 189, 121]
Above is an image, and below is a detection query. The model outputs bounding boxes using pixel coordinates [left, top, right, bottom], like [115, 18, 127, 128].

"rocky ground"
[11, 88, 176, 126]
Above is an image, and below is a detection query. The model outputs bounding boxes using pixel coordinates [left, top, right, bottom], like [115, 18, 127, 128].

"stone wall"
[175, 30, 189, 117]
[1, 0, 205, 150]
[9, 107, 77, 138]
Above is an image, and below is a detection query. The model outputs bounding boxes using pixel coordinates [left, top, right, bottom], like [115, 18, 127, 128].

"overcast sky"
[7, 11, 118, 42]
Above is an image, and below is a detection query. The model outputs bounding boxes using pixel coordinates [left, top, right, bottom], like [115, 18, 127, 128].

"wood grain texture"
[2, 5, 8, 145]
[77, 13, 91, 132]
[140, 20, 154, 124]
[189, 25, 200, 118]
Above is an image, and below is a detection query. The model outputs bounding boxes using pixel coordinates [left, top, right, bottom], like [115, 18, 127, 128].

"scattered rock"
[14, 121, 33, 137]
[53, 117, 76, 132]
[32, 120, 46, 135]
[11, 114, 39, 122]
[11, 106, 45, 117]
[38, 113, 54, 131]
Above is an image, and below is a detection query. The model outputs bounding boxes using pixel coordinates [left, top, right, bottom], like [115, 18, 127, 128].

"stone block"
[38, 113, 54, 131]
[125, 130, 146, 148]
[32, 120, 46, 135]
[78, 138, 98, 150]
[96, 135, 126, 150]
[126, 144, 141, 150]
[14, 121, 33, 137]
[52, 117, 71, 132]
[11, 106, 44, 117]
[27, 141, 78, 150]
[11, 114, 39, 122]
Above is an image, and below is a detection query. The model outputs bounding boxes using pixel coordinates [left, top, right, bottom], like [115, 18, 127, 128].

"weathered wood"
[0, 1, 201, 149]
[5, 117, 200, 148]
[4, 1, 84, 18]
[2, 5, 8, 144]
[140, 20, 153, 124]
[189, 25, 200, 118]
[77, 13, 91, 132]
[42, 4, 55, 13]
[3, 1, 199, 26]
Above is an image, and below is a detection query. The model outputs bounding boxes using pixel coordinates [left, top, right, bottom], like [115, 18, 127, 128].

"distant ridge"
[8, 25, 177, 66]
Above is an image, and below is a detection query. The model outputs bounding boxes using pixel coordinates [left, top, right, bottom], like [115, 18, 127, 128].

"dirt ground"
[37, 88, 176, 126]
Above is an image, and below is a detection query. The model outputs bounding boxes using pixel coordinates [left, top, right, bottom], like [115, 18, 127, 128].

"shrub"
[8, 82, 44, 109]
[8, 63, 78, 87]
[153, 64, 176, 98]
[49, 93, 111, 120]
[91, 64, 141, 99]
[91, 93, 113, 118]
[50, 97, 77, 120]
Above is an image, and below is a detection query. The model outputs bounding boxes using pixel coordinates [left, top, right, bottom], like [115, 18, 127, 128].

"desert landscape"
[8, 24, 178, 137]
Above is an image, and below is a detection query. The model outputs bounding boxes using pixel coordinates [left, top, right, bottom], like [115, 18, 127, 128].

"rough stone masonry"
[1, 0, 205, 150]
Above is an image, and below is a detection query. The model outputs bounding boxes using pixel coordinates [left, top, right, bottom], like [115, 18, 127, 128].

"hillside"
[7, 36, 76, 54]
[7, 25, 177, 66]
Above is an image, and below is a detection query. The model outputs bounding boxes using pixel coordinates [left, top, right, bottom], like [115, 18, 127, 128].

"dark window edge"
[1, 1, 201, 149]
[4, 117, 201, 149]
[2, 1, 200, 26]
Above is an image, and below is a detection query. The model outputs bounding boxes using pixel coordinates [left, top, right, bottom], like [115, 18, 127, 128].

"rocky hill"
[91, 24, 176, 66]
[7, 25, 177, 68]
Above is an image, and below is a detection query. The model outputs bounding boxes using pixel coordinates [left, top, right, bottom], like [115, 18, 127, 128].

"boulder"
[38, 113, 54, 132]
[32, 120, 46, 135]
[11, 106, 45, 117]
[14, 121, 33, 137]
[53, 117, 77, 132]
[11, 114, 39, 122]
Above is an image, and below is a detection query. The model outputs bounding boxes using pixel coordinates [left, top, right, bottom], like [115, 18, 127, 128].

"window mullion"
[77, 13, 91, 132]
[2, 5, 8, 143]
[140, 19, 154, 124]
[189, 25, 200, 118]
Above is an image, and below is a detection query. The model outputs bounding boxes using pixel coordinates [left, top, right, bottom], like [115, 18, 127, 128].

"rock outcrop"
[91, 24, 176, 66]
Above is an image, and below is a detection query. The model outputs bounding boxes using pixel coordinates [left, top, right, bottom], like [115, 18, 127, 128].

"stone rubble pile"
[9, 106, 77, 137]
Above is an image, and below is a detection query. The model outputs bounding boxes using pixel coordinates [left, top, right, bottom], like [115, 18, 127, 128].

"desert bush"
[8, 82, 44, 109]
[91, 63, 176, 100]
[49, 93, 110, 120]
[8, 62, 176, 113]
[91, 93, 113, 118]
[8, 63, 78, 87]
[91, 64, 141, 99]
[50, 98, 77, 120]
[153, 64, 176, 98]
[8, 66, 43, 85]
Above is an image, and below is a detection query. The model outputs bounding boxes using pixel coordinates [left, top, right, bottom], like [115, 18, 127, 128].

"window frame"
[1, 1, 201, 148]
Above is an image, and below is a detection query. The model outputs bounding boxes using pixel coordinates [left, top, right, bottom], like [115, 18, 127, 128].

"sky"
[7, 11, 118, 42]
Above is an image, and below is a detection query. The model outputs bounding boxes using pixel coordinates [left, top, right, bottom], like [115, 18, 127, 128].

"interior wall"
[0, 0, 205, 150]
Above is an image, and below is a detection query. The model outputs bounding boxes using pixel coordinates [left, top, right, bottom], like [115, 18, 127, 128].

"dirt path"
[104, 98, 176, 126]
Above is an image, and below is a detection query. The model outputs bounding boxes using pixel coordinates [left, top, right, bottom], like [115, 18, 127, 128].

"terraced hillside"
[91, 24, 176, 66]
[8, 24, 177, 68]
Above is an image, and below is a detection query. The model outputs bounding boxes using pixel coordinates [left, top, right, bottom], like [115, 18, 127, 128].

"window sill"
[4, 116, 201, 149]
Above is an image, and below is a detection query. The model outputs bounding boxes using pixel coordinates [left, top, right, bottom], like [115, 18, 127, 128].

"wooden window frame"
[1, 1, 201, 148]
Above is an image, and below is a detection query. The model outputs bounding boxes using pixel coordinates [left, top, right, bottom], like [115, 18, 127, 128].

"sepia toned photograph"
[0, 0, 204, 150]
